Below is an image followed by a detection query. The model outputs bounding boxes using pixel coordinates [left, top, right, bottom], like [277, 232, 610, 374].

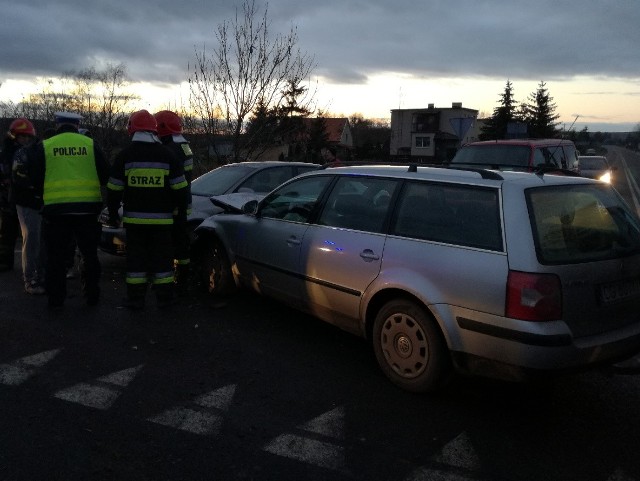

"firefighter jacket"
[25, 125, 110, 217]
[160, 134, 193, 216]
[107, 132, 188, 227]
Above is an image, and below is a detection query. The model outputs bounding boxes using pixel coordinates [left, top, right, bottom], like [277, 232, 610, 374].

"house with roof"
[314, 117, 354, 158]
[247, 116, 354, 162]
[390, 103, 479, 163]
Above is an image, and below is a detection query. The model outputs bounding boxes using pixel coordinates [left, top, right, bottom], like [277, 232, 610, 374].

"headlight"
[599, 172, 611, 183]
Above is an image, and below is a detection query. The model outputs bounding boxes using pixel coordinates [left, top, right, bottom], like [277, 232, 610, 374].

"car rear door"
[299, 176, 398, 331]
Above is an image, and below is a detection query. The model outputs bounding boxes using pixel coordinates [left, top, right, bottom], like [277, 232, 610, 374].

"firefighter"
[154, 110, 193, 296]
[107, 110, 188, 310]
[0, 118, 37, 271]
[25, 112, 110, 309]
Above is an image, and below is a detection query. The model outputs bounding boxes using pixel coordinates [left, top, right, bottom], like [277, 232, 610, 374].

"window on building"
[415, 136, 431, 148]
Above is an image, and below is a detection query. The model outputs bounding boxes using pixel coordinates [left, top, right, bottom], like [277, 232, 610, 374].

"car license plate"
[600, 278, 640, 305]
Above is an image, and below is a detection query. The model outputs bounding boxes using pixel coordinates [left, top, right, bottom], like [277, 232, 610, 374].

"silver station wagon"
[193, 165, 640, 392]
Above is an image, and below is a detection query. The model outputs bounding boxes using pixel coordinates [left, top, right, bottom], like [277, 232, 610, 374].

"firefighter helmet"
[127, 110, 157, 135]
[154, 110, 182, 137]
[9, 118, 36, 138]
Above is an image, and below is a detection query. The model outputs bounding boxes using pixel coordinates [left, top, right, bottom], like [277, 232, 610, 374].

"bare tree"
[2, 65, 136, 161]
[73, 63, 138, 160]
[189, 0, 315, 163]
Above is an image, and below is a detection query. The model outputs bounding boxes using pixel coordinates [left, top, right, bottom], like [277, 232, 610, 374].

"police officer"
[0, 118, 37, 271]
[107, 110, 188, 310]
[154, 110, 193, 296]
[25, 112, 110, 309]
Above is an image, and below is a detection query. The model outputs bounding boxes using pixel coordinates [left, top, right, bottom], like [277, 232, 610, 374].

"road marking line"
[300, 406, 345, 439]
[148, 384, 237, 435]
[606, 467, 638, 481]
[150, 408, 224, 436]
[0, 349, 61, 386]
[194, 384, 236, 410]
[263, 433, 345, 471]
[262, 405, 347, 472]
[432, 432, 481, 471]
[53, 364, 144, 410]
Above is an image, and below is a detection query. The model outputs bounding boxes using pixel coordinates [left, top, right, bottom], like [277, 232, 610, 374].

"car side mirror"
[242, 199, 259, 215]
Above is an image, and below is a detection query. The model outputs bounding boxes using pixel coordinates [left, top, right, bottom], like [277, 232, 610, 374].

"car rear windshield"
[579, 157, 607, 169]
[191, 165, 257, 196]
[451, 145, 531, 167]
[527, 184, 640, 264]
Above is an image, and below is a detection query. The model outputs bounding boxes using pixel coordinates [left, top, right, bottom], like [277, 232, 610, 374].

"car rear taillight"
[506, 271, 562, 321]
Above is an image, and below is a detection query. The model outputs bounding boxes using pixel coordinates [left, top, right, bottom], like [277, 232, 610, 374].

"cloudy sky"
[1, 0, 639, 131]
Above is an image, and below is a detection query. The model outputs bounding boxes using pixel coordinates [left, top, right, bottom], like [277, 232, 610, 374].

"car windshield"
[190, 165, 258, 196]
[579, 157, 607, 169]
[451, 145, 531, 167]
[528, 184, 640, 264]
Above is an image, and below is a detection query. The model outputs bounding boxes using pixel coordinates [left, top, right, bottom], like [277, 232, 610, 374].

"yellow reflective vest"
[43, 133, 102, 207]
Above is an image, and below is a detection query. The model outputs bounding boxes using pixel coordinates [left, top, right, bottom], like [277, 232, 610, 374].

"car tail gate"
[526, 183, 640, 337]
[559, 258, 640, 337]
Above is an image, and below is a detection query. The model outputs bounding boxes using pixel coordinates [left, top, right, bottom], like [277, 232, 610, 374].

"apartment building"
[390, 103, 479, 163]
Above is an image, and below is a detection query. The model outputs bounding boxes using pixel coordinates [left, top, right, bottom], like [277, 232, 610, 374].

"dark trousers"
[172, 217, 191, 292]
[0, 207, 19, 270]
[126, 225, 174, 304]
[43, 215, 101, 306]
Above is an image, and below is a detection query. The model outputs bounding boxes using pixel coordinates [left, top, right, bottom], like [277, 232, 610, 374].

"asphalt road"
[1, 154, 640, 480]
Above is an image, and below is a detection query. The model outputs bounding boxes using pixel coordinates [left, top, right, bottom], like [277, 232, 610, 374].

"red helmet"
[154, 110, 182, 137]
[127, 110, 157, 135]
[9, 118, 35, 137]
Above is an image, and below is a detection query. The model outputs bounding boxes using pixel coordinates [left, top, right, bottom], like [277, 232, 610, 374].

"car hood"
[206, 192, 267, 213]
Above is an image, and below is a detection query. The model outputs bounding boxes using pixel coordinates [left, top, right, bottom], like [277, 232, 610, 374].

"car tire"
[193, 235, 235, 297]
[372, 299, 451, 392]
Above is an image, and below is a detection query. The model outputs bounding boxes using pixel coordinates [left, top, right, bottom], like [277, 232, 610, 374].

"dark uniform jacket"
[159, 134, 193, 216]
[107, 133, 188, 227]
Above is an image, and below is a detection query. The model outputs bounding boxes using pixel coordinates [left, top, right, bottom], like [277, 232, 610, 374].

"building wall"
[390, 104, 478, 161]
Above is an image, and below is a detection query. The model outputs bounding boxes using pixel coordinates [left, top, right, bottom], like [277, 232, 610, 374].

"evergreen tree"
[306, 116, 329, 163]
[522, 81, 560, 138]
[480, 80, 519, 140]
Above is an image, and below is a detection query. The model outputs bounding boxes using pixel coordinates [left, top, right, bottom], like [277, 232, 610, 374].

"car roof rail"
[404, 163, 502, 180]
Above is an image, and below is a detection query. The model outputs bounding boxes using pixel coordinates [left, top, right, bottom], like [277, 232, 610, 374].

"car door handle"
[360, 249, 379, 261]
[286, 236, 301, 247]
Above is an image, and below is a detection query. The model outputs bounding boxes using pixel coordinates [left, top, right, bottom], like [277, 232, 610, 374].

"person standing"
[0, 118, 36, 271]
[154, 110, 193, 296]
[25, 112, 110, 309]
[12, 128, 53, 294]
[107, 110, 188, 310]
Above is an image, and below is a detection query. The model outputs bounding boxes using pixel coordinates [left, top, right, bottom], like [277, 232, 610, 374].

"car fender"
[360, 265, 462, 347]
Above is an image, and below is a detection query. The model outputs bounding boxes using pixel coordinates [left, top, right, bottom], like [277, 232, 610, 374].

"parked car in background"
[193, 164, 640, 392]
[573, 155, 615, 183]
[100, 161, 320, 255]
[450, 138, 579, 173]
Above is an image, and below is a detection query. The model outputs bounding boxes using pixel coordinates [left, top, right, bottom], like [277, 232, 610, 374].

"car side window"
[318, 177, 397, 233]
[239, 167, 292, 193]
[259, 176, 332, 222]
[534, 146, 564, 167]
[391, 182, 502, 251]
